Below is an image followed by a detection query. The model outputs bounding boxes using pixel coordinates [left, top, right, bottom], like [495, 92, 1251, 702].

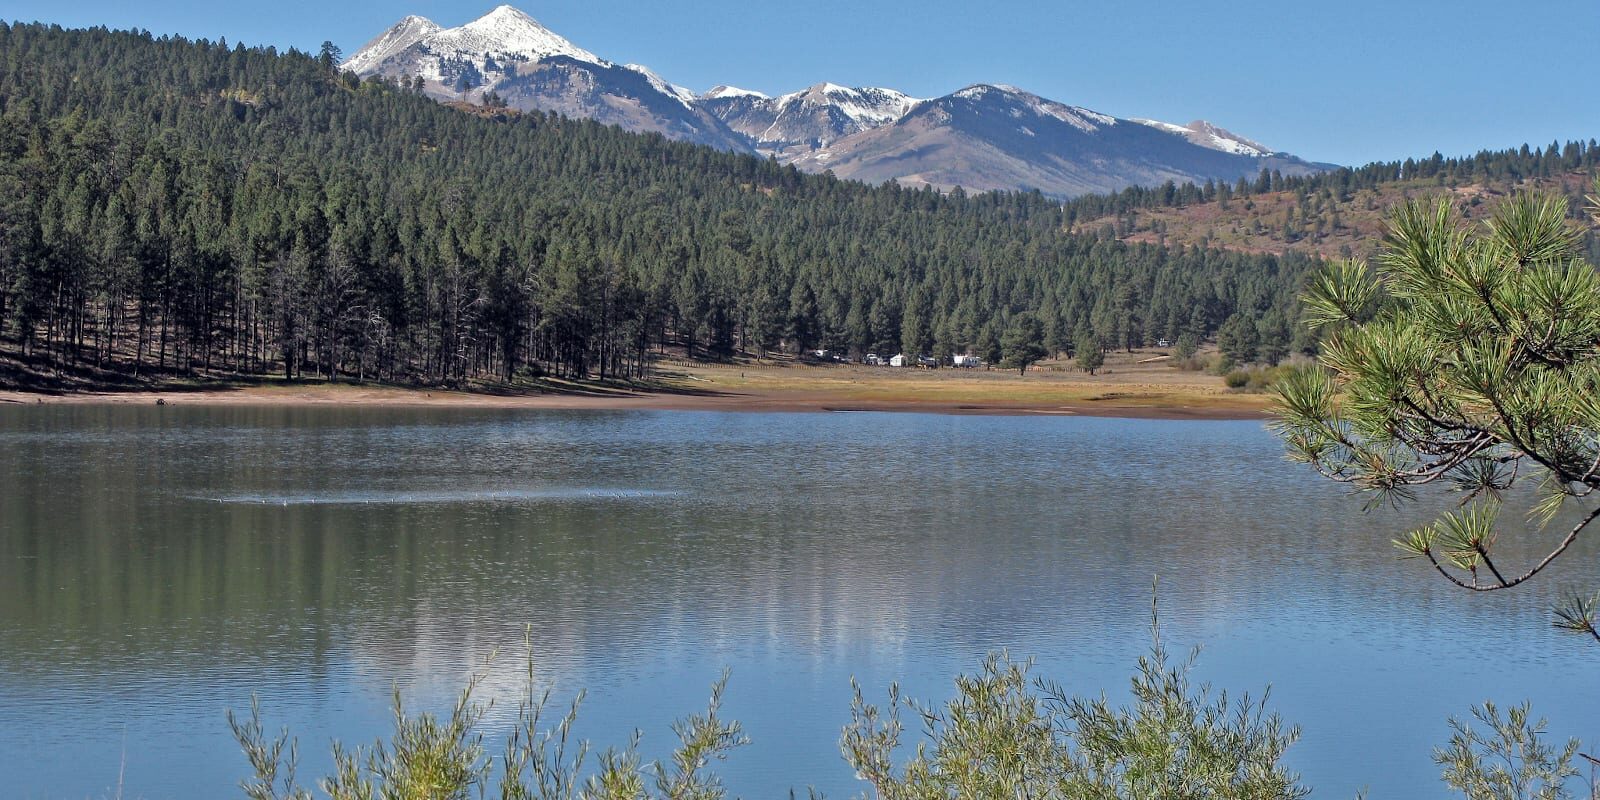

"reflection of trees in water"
[1, 411, 1590, 690]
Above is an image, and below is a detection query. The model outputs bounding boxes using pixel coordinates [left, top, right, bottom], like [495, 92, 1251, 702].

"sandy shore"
[0, 358, 1273, 420]
[0, 384, 1266, 419]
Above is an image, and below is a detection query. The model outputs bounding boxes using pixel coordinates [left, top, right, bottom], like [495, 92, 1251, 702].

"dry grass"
[660, 348, 1269, 416]
[1, 348, 1271, 419]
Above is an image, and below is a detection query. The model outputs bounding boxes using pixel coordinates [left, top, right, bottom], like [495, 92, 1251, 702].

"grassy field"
[1, 346, 1272, 418]
[655, 347, 1271, 416]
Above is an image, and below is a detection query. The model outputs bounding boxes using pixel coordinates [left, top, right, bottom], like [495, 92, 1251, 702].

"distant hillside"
[1062, 145, 1600, 259]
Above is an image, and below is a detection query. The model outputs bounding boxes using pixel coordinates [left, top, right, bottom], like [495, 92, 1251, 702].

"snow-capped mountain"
[700, 82, 923, 160]
[342, 15, 441, 75]
[344, 6, 1334, 197]
[789, 84, 1329, 197]
[343, 5, 749, 151]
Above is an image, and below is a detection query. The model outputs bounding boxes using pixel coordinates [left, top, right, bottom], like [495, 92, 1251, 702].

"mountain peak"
[942, 85, 1115, 133]
[430, 5, 601, 64]
[471, 5, 538, 27]
[343, 5, 751, 152]
[702, 85, 768, 101]
[342, 14, 442, 73]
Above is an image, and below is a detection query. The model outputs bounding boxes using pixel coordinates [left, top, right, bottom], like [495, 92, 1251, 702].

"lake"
[1, 406, 1595, 798]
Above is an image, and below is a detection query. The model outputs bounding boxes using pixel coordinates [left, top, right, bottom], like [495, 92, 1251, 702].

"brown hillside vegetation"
[1074, 171, 1596, 258]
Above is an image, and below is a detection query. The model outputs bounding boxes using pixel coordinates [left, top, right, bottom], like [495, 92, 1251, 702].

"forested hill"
[0, 22, 1320, 387]
[1062, 145, 1600, 260]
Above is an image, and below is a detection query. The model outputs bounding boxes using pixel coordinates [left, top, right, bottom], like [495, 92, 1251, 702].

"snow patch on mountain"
[1133, 118, 1274, 157]
[774, 83, 922, 128]
[950, 84, 1113, 133]
[1029, 98, 1115, 133]
[625, 64, 697, 107]
[702, 85, 768, 100]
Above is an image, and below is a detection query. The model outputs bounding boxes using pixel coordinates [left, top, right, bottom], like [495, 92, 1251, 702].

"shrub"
[1248, 365, 1290, 392]
[1225, 370, 1251, 389]
[231, 635, 747, 800]
[841, 601, 1308, 800]
[1436, 701, 1580, 800]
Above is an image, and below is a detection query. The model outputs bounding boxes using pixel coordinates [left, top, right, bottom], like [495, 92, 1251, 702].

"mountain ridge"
[344, 5, 1336, 197]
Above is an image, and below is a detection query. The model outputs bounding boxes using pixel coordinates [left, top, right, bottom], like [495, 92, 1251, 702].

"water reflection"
[0, 406, 1595, 799]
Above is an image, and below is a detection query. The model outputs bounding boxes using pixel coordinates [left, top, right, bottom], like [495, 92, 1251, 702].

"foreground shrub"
[228, 621, 1589, 800]
[840, 604, 1308, 800]
[230, 636, 747, 800]
[1437, 701, 1582, 800]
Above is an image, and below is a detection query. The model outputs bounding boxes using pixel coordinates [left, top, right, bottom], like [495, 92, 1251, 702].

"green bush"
[841, 603, 1308, 800]
[231, 634, 748, 800]
[1437, 701, 1580, 800]
[1224, 370, 1252, 389]
[228, 623, 1591, 800]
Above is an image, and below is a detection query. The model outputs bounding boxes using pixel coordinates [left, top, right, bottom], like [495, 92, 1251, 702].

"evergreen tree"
[1274, 187, 1600, 644]
[1217, 313, 1259, 365]
[1075, 332, 1104, 375]
[1001, 313, 1047, 375]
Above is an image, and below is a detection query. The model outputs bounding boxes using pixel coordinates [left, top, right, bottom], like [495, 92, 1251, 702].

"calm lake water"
[1, 406, 1596, 799]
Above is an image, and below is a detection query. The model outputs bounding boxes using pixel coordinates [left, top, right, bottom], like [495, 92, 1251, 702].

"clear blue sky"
[8, 0, 1597, 167]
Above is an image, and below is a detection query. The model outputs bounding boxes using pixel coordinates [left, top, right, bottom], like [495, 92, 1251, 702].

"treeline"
[0, 22, 1321, 385]
[1063, 139, 1600, 223]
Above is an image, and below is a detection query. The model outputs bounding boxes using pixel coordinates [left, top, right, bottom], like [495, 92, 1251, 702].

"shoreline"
[0, 381, 1272, 421]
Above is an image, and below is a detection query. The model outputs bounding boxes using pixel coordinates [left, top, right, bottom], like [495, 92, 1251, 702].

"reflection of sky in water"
[1, 406, 1597, 800]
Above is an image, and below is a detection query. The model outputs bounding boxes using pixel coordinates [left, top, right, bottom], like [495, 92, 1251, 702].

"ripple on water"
[185, 488, 684, 505]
